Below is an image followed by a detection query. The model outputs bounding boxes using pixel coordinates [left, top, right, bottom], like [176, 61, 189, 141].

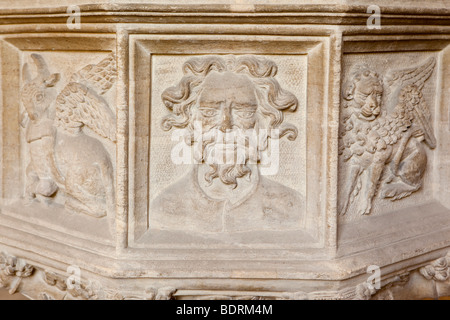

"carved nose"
[373, 106, 380, 115]
[367, 95, 377, 109]
[219, 105, 232, 132]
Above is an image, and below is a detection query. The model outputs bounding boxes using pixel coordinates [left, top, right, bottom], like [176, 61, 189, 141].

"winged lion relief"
[339, 57, 437, 216]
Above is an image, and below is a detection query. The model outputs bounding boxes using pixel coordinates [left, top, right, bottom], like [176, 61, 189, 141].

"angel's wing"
[55, 82, 116, 141]
[54, 54, 117, 141]
[384, 57, 436, 110]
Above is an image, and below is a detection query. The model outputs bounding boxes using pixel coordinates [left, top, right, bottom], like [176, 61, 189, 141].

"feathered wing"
[384, 57, 437, 149]
[411, 89, 436, 149]
[386, 57, 436, 89]
[70, 53, 117, 95]
[54, 54, 117, 141]
[384, 57, 436, 109]
[55, 83, 116, 141]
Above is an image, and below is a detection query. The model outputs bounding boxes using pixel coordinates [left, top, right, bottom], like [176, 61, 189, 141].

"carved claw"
[381, 187, 397, 199]
[385, 169, 397, 184]
[386, 161, 400, 184]
[385, 172, 396, 184]
[392, 191, 413, 201]
[381, 181, 420, 201]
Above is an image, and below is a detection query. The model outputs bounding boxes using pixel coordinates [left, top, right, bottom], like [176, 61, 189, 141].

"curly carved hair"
[343, 64, 383, 102]
[161, 55, 299, 140]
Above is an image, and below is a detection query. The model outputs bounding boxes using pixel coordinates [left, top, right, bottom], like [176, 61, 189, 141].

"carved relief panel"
[337, 37, 450, 257]
[151, 54, 305, 234]
[129, 34, 337, 257]
[0, 36, 117, 245]
[0, 0, 450, 301]
[339, 52, 437, 220]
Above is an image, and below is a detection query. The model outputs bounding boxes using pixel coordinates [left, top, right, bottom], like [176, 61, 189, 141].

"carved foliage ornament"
[0, 253, 180, 300]
[339, 57, 436, 216]
[0, 253, 34, 295]
[420, 252, 450, 282]
[0, 253, 442, 300]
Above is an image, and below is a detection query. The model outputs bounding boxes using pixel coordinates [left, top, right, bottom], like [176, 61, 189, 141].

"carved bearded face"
[192, 72, 261, 187]
[161, 55, 299, 188]
[347, 70, 383, 121]
[195, 72, 258, 132]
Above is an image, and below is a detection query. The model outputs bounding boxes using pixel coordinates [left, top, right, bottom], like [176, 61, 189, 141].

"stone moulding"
[1, 251, 449, 300]
[0, 1, 449, 300]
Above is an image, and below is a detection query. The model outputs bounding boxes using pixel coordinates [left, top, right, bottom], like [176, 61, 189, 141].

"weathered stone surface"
[0, 0, 449, 300]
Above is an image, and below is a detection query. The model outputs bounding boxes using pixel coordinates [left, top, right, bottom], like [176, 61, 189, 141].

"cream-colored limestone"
[0, 0, 449, 300]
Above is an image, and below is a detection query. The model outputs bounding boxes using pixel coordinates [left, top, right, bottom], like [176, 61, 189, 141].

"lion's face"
[347, 70, 383, 122]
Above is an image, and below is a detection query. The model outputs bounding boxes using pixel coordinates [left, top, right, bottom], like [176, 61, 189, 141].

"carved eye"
[357, 91, 369, 99]
[363, 71, 370, 77]
[236, 110, 255, 119]
[199, 109, 218, 117]
[35, 93, 44, 102]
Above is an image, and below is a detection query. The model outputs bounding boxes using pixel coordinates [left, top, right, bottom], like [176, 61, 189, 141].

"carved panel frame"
[0, 34, 117, 249]
[337, 34, 450, 258]
[128, 32, 337, 261]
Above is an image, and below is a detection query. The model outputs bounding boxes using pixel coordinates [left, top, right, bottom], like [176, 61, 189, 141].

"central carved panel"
[150, 55, 304, 234]
[128, 34, 331, 248]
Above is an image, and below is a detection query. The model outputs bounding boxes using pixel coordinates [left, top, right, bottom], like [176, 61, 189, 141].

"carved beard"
[204, 162, 252, 189]
[194, 127, 267, 189]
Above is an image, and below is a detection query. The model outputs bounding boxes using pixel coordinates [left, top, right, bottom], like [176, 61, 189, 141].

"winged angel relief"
[339, 57, 436, 216]
[20, 53, 117, 219]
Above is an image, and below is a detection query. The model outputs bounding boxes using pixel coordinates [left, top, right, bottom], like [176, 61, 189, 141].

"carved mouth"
[214, 143, 237, 151]
[204, 142, 248, 165]
[361, 107, 374, 118]
[358, 113, 377, 121]
[359, 105, 380, 121]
